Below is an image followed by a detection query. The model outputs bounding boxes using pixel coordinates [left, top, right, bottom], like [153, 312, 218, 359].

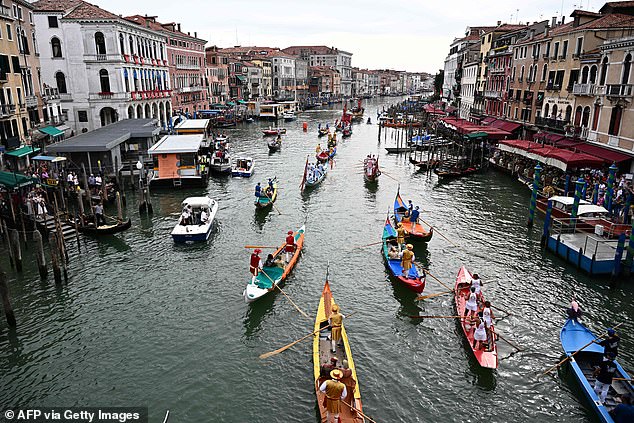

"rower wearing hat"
[319, 369, 347, 423]
[249, 249, 262, 283]
[396, 222, 407, 250]
[329, 303, 345, 353]
[598, 328, 620, 359]
[285, 230, 296, 263]
[399, 244, 415, 278]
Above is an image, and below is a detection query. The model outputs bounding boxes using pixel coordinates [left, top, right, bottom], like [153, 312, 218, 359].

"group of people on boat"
[248, 229, 297, 282]
[363, 154, 380, 177]
[179, 204, 209, 226]
[461, 274, 496, 351]
[254, 178, 275, 199]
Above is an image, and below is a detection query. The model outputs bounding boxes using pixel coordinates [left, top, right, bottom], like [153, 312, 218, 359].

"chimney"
[561, 16, 565, 24]
[177, 23, 181, 32]
[194, 31, 197, 38]
[552, 16, 557, 27]
[188, 32, 190, 36]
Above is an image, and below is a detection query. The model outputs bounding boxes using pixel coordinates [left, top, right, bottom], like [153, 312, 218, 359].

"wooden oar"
[495, 331, 523, 351]
[244, 245, 279, 249]
[352, 240, 383, 249]
[614, 377, 634, 382]
[409, 315, 465, 319]
[260, 324, 331, 359]
[491, 304, 511, 316]
[416, 289, 454, 301]
[420, 218, 460, 248]
[342, 399, 378, 423]
[260, 269, 310, 319]
[263, 189, 282, 215]
[422, 268, 453, 292]
[381, 170, 399, 182]
[542, 322, 624, 375]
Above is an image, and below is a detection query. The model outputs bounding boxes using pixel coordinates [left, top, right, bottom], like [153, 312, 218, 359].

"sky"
[102, 0, 605, 74]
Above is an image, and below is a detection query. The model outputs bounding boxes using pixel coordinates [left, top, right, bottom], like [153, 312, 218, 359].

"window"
[582, 106, 590, 127]
[55, 71, 67, 94]
[51, 37, 62, 58]
[608, 106, 622, 136]
[542, 63, 548, 81]
[581, 66, 589, 84]
[592, 104, 600, 130]
[78, 111, 88, 122]
[6, 23, 12, 41]
[554, 70, 565, 88]
[129, 35, 134, 55]
[32, 32, 38, 55]
[622, 54, 631, 85]
[11, 56, 19, 73]
[590, 65, 597, 84]
[600, 57, 608, 85]
[553, 42, 559, 58]
[562, 40, 568, 58]
[29, 12, 33, 24]
[568, 69, 579, 91]
[575, 37, 583, 56]
[95, 32, 106, 55]
[545, 42, 551, 57]
[48, 16, 58, 28]
[119, 33, 125, 54]
[519, 65, 524, 81]
[99, 69, 110, 93]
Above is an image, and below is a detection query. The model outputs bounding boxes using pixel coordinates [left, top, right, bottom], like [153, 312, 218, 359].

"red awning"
[571, 142, 632, 163]
[546, 149, 604, 168]
[489, 119, 522, 133]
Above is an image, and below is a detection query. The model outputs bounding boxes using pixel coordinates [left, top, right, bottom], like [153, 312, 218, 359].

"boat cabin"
[174, 119, 212, 136]
[259, 103, 284, 120]
[147, 134, 207, 187]
[279, 101, 297, 113]
[549, 196, 591, 213]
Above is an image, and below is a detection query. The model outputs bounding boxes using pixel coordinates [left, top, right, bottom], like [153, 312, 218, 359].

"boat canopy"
[148, 135, 204, 154]
[549, 196, 590, 206]
[578, 204, 610, 216]
[32, 155, 67, 162]
[175, 119, 211, 130]
[181, 197, 215, 209]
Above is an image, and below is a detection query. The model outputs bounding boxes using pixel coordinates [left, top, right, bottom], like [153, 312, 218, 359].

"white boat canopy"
[148, 134, 204, 154]
[181, 197, 215, 209]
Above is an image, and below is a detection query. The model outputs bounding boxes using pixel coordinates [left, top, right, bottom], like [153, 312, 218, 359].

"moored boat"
[171, 196, 219, 243]
[314, 280, 364, 423]
[231, 157, 255, 178]
[381, 217, 425, 293]
[254, 180, 278, 208]
[262, 127, 287, 136]
[454, 266, 498, 369]
[210, 149, 231, 174]
[560, 319, 634, 422]
[434, 165, 480, 179]
[243, 225, 305, 302]
[283, 111, 296, 121]
[77, 217, 132, 236]
[393, 187, 433, 241]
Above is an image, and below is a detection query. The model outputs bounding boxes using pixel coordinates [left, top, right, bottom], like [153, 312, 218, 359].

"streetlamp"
[136, 160, 143, 188]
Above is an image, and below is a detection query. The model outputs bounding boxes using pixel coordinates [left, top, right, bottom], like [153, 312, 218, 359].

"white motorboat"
[171, 197, 219, 243]
[231, 157, 255, 178]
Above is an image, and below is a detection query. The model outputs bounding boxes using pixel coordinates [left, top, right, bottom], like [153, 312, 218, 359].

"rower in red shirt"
[285, 230, 295, 263]
[250, 248, 262, 282]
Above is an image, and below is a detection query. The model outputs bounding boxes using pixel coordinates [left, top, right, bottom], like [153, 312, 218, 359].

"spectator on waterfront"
[95, 174, 102, 188]
[94, 202, 105, 226]
[610, 394, 634, 423]
[88, 174, 96, 188]
[592, 353, 618, 404]
[598, 328, 620, 359]
[67, 172, 74, 186]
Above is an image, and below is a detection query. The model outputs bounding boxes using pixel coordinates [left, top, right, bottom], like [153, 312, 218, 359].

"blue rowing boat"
[560, 319, 634, 422]
[381, 217, 425, 293]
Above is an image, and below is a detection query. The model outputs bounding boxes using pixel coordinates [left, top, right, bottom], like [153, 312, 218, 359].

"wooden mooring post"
[0, 270, 16, 327]
[2, 219, 14, 269]
[33, 229, 47, 280]
[49, 232, 62, 284]
[9, 229, 22, 272]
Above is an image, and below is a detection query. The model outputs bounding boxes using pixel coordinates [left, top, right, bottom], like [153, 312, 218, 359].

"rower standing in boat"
[399, 244, 415, 277]
[316, 143, 322, 154]
[285, 230, 296, 263]
[473, 315, 488, 350]
[250, 249, 262, 282]
[396, 223, 407, 250]
[464, 287, 478, 317]
[319, 369, 347, 423]
[95, 202, 106, 226]
[471, 273, 483, 299]
[411, 206, 420, 231]
[598, 328, 620, 359]
[610, 394, 634, 423]
[329, 303, 345, 353]
[592, 352, 618, 404]
[254, 182, 262, 198]
[267, 178, 274, 192]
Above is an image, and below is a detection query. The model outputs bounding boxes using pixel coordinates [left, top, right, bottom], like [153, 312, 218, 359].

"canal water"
[0, 97, 632, 422]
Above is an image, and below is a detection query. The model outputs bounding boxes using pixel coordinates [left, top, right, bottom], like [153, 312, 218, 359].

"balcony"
[175, 85, 203, 94]
[0, 104, 16, 117]
[572, 83, 597, 96]
[88, 92, 131, 101]
[0, 5, 11, 19]
[605, 84, 633, 97]
[484, 90, 502, 99]
[26, 95, 38, 108]
[59, 93, 72, 102]
[84, 53, 121, 63]
[490, 68, 505, 75]
[175, 63, 201, 70]
[42, 87, 60, 101]
[535, 116, 569, 131]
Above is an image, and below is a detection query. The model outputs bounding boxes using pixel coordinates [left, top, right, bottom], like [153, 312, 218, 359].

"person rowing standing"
[598, 328, 620, 359]
[329, 303, 345, 353]
[249, 249, 262, 282]
[399, 244, 415, 278]
[285, 230, 296, 263]
[410, 206, 420, 232]
[319, 369, 347, 423]
[592, 352, 618, 405]
[471, 273, 483, 299]
[464, 287, 478, 318]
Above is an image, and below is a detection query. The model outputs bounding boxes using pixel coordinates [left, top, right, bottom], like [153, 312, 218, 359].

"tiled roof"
[63, 1, 119, 20]
[578, 12, 634, 29]
[570, 9, 602, 17]
[283, 45, 339, 55]
[32, 0, 81, 12]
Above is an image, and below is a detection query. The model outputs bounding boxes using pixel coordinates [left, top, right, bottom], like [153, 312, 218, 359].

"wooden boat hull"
[78, 218, 132, 235]
[262, 129, 286, 136]
[313, 281, 364, 423]
[381, 217, 425, 293]
[267, 141, 281, 151]
[243, 226, 305, 302]
[561, 319, 634, 422]
[434, 166, 480, 179]
[305, 167, 327, 187]
[254, 184, 277, 208]
[393, 188, 433, 241]
[454, 266, 498, 369]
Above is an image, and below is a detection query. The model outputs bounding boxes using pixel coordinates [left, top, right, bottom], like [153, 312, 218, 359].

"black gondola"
[77, 218, 132, 235]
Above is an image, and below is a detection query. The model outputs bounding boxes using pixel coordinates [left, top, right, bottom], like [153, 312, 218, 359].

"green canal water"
[0, 97, 633, 422]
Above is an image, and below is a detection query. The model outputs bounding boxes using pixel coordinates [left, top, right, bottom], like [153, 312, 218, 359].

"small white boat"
[215, 135, 228, 142]
[283, 111, 296, 121]
[210, 150, 231, 174]
[231, 157, 255, 178]
[171, 197, 219, 243]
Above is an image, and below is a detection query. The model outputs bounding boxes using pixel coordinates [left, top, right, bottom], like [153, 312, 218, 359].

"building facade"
[205, 46, 229, 105]
[33, 0, 172, 133]
[282, 46, 353, 96]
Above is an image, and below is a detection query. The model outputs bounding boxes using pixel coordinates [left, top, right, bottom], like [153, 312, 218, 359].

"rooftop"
[175, 119, 211, 130]
[148, 134, 204, 154]
[46, 119, 159, 153]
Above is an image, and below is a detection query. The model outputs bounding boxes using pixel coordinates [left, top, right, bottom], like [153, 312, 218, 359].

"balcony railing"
[535, 116, 569, 131]
[59, 93, 72, 101]
[484, 90, 501, 99]
[0, 104, 17, 116]
[26, 95, 38, 107]
[0, 5, 11, 19]
[175, 63, 201, 70]
[42, 87, 60, 101]
[88, 92, 131, 101]
[175, 85, 203, 93]
[84, 53, 121, 62]
[605, 84, 633, 97]
[572, 83, 597, 96]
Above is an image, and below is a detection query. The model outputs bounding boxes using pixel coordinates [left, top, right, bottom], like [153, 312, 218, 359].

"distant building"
[283, 46, 353, 97]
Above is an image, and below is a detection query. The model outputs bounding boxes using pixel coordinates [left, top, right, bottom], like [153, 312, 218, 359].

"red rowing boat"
[454, 266, 498, 369]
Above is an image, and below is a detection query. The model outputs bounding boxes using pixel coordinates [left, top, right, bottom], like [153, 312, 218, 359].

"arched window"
[552, 104, 558, 119]
[95, 32, 106, 55]
[574, 106, 583, 125]
[600, 57, 608, 85]
[565, 105, 572, 122]
[119, 33, 125, 54]
[99, 69, 110, 93]
[590, 65, 598, 83]
[582, 106, 591, 127]
[581, 66, 589, 84]
[55, 71, 67, 93]
[622, 54, 631, 85]
[542, 63, 548, 81]
[153, 42, 157, 59]
[51, 37, 62, 58]
[129, 35, 134, 55]
[520, 65, 525, 81]
[544, 103, 550, 118]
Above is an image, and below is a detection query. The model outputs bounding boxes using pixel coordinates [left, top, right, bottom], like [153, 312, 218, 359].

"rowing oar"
[495, 331, 523, 351]
[542, 322, 624, 375]
[259, 312, 357, 359]
[420, 268, 453, 292]
[342, 399, 378, 423]
[244, 245, 279, 249]
[264, 190, 282, 215]
[416, 289, 454, 301]
[491, 304, 512, 316]
[259, 269, 310, 320]
[381, 170, 399, 182]
[420, 218, 460, 249]
[409, 315, 465, 319]
[614, 377, 634, 382]
[352, 240, 383, 249]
